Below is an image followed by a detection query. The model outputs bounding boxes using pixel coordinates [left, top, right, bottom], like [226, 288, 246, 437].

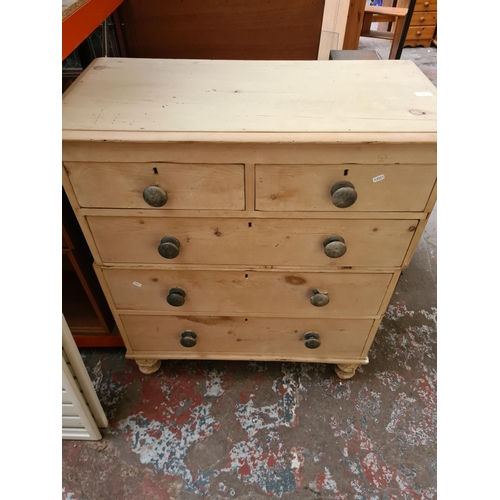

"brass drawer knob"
[304, 332, 321, 349]
[424, 1, 430, 7]
[323, 235, 347, 258]
[143, 185, 168, 207]
[180, 330, 197, 347]
[416, 30, 422, 36]
[420, 16, 425, 21]
[310, 289, 329, 307]
[166, 287, 186, 307]
[331, 181, 357, 208]
[158, 236, 180, 259]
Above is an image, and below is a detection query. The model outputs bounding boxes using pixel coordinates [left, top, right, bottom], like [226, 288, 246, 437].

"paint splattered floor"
[62, 44, 437, 499]
[62, 204, 436, 500]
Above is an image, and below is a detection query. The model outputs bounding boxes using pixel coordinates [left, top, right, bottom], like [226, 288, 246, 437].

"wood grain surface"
[62, 59, 437, 135]
[102, 268, 392, 317]
[87, 216, 417, 268]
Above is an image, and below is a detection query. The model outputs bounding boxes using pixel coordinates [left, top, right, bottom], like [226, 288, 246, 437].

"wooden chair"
[361, 5, 408, 59]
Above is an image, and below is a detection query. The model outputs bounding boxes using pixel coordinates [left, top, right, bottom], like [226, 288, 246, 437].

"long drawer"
[103, 268, 392, 317]
[121, 315, 373, 360]
[64, 162, 245, 210]
[88, 217, 417, 267]
[255, 164, 436, 212]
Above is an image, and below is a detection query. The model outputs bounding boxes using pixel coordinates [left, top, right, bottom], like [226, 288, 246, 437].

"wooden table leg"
[389, 16, 406, 59]
[342, 0, 367, 50]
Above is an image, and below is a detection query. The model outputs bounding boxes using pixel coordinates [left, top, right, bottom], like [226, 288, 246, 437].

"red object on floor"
[73, 335, 124, 348]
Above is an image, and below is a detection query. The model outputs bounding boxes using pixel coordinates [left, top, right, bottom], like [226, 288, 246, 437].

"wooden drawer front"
[64, 162, 245, 210]
[103, 269, 392, 317]
[406, 26, 435, 41]
[410, 11, 437, 26]
[255, 164, 436, 212]
[414, 0, 437, 11]
[122, 315, 373, 360]
[88, 217, 417, 267]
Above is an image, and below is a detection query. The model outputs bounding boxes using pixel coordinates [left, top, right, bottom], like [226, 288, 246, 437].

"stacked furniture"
[63, 190, 118, 347]
[360, 5, 408, 60]
[403, 0, 437, 48]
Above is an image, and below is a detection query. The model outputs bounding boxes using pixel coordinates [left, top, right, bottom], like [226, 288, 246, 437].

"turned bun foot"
[135, 359, 161, 374]
[334, 363, 360, 380]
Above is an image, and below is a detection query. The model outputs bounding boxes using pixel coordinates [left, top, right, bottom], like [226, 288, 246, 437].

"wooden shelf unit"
[62, 190, 121, 347]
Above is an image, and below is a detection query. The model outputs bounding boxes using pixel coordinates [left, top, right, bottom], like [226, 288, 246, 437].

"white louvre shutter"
[62, 315, 108, 440]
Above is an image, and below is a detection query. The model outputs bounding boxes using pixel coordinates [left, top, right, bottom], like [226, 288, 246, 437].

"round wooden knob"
[331, 181, 357, 208]
[180, 330, 197, 347]
[304, 332, 321, 349]
[310, 289, 329, 307]
[166, 287, 186, 307]
[143, 185, 167, 207]
[416, 31, 422, 36]
[323, 235, 346, 259]
[424, 1, 430, 7]
[420, 16, 425, 21]
[158, 236, 180, 259]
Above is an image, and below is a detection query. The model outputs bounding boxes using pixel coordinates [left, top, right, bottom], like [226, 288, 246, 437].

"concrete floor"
[62, 40, 437, 500]
[358, 38, 437, 86]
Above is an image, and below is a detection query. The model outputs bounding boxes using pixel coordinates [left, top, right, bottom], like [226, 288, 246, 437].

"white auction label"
[373, 174, 385, 183]
[132, 281, 142, 287]
[414, 92, 433, 96]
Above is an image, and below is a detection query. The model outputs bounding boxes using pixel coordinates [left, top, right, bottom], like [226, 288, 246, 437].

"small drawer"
[88, 216, 418, 267]
[64, 162, 245, 210]
[406, 26, 435, 41]
[410, 11, 437, 26]
[122, 315, 374, 360]
[255, 164, 436, 212]
[103, 268, 392, 317]
[414, 0, 437, 11]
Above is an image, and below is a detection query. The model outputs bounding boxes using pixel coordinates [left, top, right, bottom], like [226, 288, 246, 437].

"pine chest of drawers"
[62, 58, 437, 379]
[404, 0, 437, 48]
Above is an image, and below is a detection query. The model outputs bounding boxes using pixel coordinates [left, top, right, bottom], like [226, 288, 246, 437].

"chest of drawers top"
[62, 58, 436, 145]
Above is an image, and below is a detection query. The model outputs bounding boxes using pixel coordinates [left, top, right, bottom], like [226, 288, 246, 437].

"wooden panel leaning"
[62, 59, 437, 378]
